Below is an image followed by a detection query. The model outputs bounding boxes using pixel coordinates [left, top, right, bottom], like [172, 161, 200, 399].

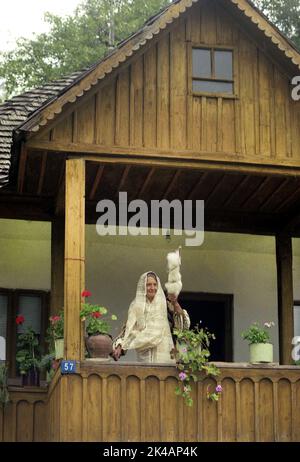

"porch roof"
[2, 156, 300, 235]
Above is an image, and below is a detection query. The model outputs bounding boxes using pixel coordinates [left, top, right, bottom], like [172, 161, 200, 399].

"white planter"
[249, 343, 273, 363]
[54, 338, 64, 359]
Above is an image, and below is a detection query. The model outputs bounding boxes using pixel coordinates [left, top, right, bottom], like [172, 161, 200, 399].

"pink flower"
[216, 385, 223, 393]
[81, 290, 92, 298]
[52, 360, 59, 370]
[179, 372, 187, 381]
[50, 315, 61, 324]
[16, 315, 25, 325]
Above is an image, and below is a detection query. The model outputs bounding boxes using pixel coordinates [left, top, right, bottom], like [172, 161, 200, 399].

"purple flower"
[215, 385, 223, 393]
[179, 372, 187, 381]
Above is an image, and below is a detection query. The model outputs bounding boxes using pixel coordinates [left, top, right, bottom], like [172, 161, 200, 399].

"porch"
[1, 362, 300, 442]
[1, 153, 300, 441]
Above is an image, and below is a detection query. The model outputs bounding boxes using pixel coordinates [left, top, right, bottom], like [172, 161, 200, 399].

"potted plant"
[15, 315, 41, 386]
[80, 290, 117, 359]
[172, 325, 221, 407]
[0, 362, 10, 407]
[39, 352, 60, 382]
[241, 321, 275, 363]
[48, 310, 64, 359]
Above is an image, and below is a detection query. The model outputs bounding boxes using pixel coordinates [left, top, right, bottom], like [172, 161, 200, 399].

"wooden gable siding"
[33, 0, 300, 164]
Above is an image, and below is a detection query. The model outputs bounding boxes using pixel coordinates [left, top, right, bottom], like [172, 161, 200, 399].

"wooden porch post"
[276, 234, 294, 365]
[50, 217, 65, 316]
[64, 158, 85, 360]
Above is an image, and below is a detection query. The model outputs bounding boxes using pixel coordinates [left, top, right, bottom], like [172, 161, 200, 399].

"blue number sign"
[61, 360, 77, 374]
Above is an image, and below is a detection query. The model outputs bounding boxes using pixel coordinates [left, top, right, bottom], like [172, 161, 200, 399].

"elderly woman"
[112, 271, 190, 363]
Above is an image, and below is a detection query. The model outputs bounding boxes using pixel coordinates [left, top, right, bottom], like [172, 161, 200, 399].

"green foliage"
[254, 0, 300, 48]
[39, 352, 55, 371]
[47, 311, 64, 341]
[16, 327, 41, 375]
[80, 302, 117, 335]
[241, 321, 275, 344]
[0, 363, 10, 407]
[0, 0, 171, 98]
[172, 325, 221, 407]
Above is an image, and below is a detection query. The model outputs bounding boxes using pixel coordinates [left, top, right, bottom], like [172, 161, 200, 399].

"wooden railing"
[0, 387, 48, 442]
[1, 362, 300, 441]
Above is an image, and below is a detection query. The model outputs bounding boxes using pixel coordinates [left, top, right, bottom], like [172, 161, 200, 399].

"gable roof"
[0, 70, 86, 187]
[0, 0, 300, 188]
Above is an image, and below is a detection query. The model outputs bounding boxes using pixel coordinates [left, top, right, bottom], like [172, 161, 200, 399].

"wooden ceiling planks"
[11, 154, 300, 235]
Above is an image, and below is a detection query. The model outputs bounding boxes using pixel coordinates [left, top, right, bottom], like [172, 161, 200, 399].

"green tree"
[254, 0, 300, 48]
[0, 0, 170, 98]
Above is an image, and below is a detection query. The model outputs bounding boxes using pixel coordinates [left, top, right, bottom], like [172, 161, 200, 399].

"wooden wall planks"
[33, 0, 300, 168]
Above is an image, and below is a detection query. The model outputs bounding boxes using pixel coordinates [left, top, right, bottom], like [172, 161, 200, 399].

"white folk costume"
[113, 271, 190, 363]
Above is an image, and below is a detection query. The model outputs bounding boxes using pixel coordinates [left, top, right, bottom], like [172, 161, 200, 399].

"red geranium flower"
[50, 315, 61, 324]
[91, 311, 101, 318]
[16, 315, 25, 325]
[81, 290, 92, 298]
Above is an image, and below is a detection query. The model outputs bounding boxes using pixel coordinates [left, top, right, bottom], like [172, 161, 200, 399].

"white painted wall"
[1, 218, 299, 362]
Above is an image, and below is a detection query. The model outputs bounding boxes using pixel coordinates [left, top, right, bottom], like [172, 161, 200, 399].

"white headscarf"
[133, 271, 167, 330]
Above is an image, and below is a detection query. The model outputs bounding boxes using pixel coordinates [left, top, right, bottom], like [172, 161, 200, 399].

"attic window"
[192, 48, 234, 96]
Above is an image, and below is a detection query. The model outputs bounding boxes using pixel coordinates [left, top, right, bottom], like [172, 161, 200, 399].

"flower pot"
[85, 334, 113, 359]
[22, 368, 40, 387]
[249, 343, 273, 363]
[54, 338, 64, 359]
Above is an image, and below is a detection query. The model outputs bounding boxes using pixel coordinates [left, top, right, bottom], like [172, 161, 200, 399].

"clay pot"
[85, 334, 113, 358]
[22, 367, 40, 387]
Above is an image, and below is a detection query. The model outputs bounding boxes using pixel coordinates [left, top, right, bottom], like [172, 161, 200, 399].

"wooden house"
[0, 0, 300, 442]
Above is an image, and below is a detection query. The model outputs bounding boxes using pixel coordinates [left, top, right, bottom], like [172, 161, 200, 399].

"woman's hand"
[111, 345, 123, 361]
[168, 294, 183, 315]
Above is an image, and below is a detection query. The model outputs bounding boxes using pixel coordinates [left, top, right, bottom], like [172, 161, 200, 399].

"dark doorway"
[179, 292, 233, 362]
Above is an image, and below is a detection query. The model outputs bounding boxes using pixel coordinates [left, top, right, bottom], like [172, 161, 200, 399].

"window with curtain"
[0, 288, 49, 379]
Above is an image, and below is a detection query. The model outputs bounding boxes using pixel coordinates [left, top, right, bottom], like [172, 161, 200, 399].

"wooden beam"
[276, 234, 294, 365]
[17, 142, 27, 194]
[37, 151, 47, 195]
[116, 165, 131, 195]
[51, 217, 65, 317]
[26, 140, 300, 177]
[205, 174, 226, 207]
[187, 172, 208, 199]
[163, 170, 180, 199]
[84, 154, 300, 179]
[275, 185, 300, 212]
[138, 167, 155, 197]
[258, 178, 290, 211]
[55, 167, 66, 217]
[89, 165, 105, 200]
[222, 175, 249, 207]
[64, 158, 85, 360]
[240, 176, 269, 208]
